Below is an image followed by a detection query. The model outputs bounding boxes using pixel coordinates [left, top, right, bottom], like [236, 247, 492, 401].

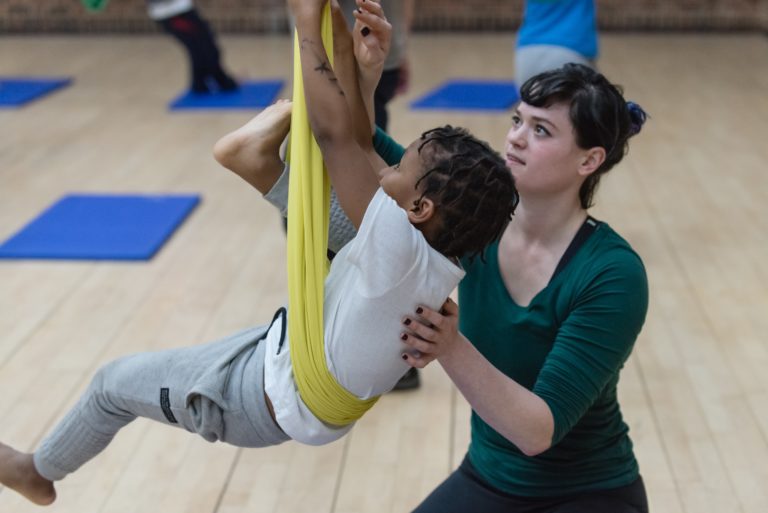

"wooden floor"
[0, 32, 767, 513]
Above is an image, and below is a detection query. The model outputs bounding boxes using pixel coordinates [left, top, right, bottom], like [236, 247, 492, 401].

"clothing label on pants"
[160, 387, 178, 424]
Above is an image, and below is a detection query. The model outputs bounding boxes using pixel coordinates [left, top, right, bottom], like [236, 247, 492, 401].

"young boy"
[0, 0, 517, 506]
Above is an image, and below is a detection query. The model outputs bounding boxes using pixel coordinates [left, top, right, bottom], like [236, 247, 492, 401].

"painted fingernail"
[403, 318, 411, 325]
[361, 27, 370, 36]
[416, 307, 423, 314]
[401, 333, 408, 340]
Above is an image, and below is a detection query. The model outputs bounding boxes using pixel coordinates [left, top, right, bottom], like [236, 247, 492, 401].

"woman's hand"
[400, 298, 464, 368]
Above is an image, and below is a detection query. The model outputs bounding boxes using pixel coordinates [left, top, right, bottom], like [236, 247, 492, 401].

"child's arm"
[331, 0, 390, 172]
[291, 0, 380, 229]
[329, 0, 375, 151]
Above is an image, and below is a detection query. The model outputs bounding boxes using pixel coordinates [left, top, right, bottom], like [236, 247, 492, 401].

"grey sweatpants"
[33, 315, 290, 482]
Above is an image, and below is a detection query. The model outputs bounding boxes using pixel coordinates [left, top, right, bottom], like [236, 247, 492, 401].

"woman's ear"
[408, 197, 436, 225]
[578, 147, 606, 177]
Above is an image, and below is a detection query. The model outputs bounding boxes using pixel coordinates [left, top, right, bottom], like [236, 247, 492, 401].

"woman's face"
[505, 101, 587, 198]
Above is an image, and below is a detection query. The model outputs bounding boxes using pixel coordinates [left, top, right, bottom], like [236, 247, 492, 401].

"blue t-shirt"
[517, 0, 598, 59]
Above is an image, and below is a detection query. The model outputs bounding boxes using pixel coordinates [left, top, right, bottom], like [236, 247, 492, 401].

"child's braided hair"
[414, 126, 519, 261]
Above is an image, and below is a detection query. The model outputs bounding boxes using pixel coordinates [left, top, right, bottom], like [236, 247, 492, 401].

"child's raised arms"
[289, 0, 380, 229]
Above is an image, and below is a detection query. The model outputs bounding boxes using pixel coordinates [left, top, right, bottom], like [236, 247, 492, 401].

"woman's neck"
[509, 194, 588, 249]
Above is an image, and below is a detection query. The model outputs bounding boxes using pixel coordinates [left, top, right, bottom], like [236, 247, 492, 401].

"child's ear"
[408, 197, 436, 225]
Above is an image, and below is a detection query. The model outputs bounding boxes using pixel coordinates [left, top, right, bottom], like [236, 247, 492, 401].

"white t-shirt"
[264, 188, 465, 445]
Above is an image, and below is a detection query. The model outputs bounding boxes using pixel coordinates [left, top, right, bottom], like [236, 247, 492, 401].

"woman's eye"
[511, 115, 521, 125]
[535, 125, 551, 136]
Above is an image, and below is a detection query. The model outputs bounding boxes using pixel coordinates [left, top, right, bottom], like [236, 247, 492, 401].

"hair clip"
[626, 101, 647, 136]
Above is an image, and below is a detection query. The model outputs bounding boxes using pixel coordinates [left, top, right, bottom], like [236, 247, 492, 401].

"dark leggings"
[158, 9, 237, 93]
[373, 67, 401, 132]
[412, 457, 649, 513]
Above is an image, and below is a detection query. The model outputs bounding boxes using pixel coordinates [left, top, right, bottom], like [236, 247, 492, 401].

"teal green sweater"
[373, 126, 406, 165]
[460, 228, 648, 496]
[373, 128, 648, 496]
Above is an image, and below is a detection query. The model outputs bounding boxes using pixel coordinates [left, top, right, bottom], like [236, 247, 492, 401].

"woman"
[399, 64, 650, 512]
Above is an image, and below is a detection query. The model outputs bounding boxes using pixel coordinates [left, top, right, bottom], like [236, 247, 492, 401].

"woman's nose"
[507, 125, 526, 148]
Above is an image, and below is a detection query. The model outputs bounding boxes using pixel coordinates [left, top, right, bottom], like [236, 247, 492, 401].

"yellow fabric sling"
[286, 3, 379, 427]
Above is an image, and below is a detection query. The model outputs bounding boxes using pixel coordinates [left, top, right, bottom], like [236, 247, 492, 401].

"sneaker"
[214, 72, 239, 92]
[391, 368, 420, 391]
[191, 78, 211, 94]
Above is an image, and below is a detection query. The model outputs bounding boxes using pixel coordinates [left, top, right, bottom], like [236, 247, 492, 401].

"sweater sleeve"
[373, 126, 406, 166]
[533, 250, 649, 445]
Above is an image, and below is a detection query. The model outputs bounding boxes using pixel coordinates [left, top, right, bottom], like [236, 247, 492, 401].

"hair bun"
[626, 101, 647, 136]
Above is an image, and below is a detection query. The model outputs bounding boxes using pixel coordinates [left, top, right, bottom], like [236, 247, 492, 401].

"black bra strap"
[552, 216, 599, 279]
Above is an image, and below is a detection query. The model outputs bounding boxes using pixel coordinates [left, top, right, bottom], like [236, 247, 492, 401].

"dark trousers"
[412, 456, 649, 513]
[158, 9, 237, 93]
[373, 68, 401, 132]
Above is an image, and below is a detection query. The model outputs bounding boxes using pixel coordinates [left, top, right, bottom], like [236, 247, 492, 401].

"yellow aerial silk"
[286, 3, 379, 427]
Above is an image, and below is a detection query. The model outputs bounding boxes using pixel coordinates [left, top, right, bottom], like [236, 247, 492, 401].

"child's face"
[378, 139, 427, 212]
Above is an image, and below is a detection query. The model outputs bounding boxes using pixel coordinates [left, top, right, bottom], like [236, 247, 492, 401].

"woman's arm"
[402, 255, 648, 456]
[290, 0, 380, 228]
[401, 299, 555, 457]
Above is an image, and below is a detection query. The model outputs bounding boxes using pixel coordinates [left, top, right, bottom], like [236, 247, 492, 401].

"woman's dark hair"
[413, 126, 519, 261]
[520, 63, 648, 208]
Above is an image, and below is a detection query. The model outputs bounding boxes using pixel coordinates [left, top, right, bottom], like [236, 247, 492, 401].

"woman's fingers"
[403, 315, 439, 343]
[402, 350, 435, 369]
[400, 330, 436, 354]
[442, 297, 459, 316]
[398, 300, 462, 364]
[411, 305, 448, 332]
[353, 10, 391, 39]
[355, 0, 385, 19]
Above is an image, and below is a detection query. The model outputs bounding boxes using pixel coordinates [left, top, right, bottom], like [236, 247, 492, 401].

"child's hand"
[352, 0, 392, 74]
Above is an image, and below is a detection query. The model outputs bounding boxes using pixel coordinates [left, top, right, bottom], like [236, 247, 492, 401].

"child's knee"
[88, 355, 141, 397]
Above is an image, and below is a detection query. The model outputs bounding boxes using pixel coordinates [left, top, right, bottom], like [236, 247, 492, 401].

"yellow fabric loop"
[287, 3, 379, 427]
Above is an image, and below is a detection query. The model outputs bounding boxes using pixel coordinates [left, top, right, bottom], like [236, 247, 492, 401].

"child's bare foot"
[0, 442, 56, 506]
[213, 99, 293, 194]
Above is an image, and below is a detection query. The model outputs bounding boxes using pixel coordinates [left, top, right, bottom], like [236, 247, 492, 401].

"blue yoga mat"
[0, 78, 72, 108]
[170, 80, 284, 111]
[410, 80, 519, 111]
[0, 194, 201, 261]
